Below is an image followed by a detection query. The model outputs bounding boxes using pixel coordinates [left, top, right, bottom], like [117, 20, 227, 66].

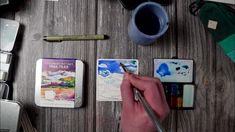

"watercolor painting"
[96, 59, 138, 101]
[154, 59, 193, 83]
[40, 59, 76, 106]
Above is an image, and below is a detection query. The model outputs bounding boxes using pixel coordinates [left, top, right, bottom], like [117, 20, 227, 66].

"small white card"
[96, 59, 138, 101]
[45, 91, 56, 100]
[154, 59, 194, 83]
[208, 20, 218, 30]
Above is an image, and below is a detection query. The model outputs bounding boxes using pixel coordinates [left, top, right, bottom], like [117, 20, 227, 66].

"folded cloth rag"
[196, 1, 235, 62]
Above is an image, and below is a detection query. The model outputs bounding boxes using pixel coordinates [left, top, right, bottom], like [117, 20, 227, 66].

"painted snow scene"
[154, 59, 193, 83]
[96, 59, 138, 101]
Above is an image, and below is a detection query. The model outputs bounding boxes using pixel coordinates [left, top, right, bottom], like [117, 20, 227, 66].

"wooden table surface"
[1, 0, 235, 132]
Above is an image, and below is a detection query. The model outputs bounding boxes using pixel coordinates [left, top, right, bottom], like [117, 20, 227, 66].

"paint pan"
[0, 63, 10, 82]
[0, 83, 9, 99]
[183, 84, 195, 108]
[0, 52, 12, 64]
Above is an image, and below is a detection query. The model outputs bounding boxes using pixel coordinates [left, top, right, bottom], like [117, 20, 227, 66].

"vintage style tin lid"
[0, 0, 9, 6]
[0, 18, 19, 52]
[0, 99, 22, 132]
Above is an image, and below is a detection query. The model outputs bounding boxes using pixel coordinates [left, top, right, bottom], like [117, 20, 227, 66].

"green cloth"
[198, 2, 235, 62]
[219, 34, 235, 62]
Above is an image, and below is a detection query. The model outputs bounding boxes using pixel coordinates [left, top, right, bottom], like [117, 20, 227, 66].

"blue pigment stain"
[170, 62, 178, 64]
[176, 67, 180, 71]
[98, 60, 137, 77]
[182, 65, 189, 69]
[156, 63, 171, 77]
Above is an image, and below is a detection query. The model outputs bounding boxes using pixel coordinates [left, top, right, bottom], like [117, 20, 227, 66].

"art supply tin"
[0, 100, 22, 132]
[154, 58, 195, 110]
[35, 58, 84, 108]
[0, 18, 19, 82]
[0, 0, 9, 6]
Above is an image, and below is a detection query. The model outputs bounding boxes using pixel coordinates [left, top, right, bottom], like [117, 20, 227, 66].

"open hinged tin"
[153, 58, 196, 110]
[0, 18, 19, 82]
[0, 99, 23, 132]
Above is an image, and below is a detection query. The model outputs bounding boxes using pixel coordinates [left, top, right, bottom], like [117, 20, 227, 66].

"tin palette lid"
[0, 100, 22, 132]
[0, 18, 19, 52]
[0, 0, 9, 6]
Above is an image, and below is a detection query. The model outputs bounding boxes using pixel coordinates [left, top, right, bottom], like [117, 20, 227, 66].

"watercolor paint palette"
[35, 58, 84, 108]
[96, 59, 138, 101]
[154, 59, 195, 109]
[0, 18, 19, 82]
[163, 83, 195, 109]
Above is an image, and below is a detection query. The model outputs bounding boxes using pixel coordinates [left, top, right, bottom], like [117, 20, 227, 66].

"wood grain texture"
[12, 1, 50, 131]
[214, 5, 235, 132]
[1, 0, 234, 131]
[11, 0, 97, 132]
[96, 0, 177, 131]
[96, 1, 135, 132]
[135, 0, 178, 131]
[42, 1, 97, 131]
[215, 46, 235, 132]
[176, 0, 217, 132]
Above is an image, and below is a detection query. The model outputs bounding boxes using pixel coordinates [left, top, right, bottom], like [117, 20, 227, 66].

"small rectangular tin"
[0, 18, 19, 82]
[35, 58, 84, 108]
[0, 0, 9, 6]
[0, 100, 22, 132]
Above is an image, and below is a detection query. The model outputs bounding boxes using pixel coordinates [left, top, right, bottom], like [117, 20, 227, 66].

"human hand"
[120, 73, 170, 132]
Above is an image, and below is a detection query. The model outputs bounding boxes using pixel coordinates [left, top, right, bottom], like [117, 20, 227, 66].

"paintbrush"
[120, 63, 166, 132]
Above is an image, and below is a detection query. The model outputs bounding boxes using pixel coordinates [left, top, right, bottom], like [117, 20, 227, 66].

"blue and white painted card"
[96, 59, 138, 101]
[154, 59, 193, 83]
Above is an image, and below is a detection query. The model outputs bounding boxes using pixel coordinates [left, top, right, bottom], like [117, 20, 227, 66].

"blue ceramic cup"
[128, 2, 169, 45]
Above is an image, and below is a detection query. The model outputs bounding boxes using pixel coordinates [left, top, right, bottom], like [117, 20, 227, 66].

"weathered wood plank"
[176, 0, 217, 131]
[42, 0, 97, 131]
[214, 5, 235, 132]
[135, 0, 178, 131]
[215, 46, 235, 132]
[96, 0, 136, 132]
[12, 1, 50, 131]
[96, 0, 177, 131]
[2, 0, 234, 131]
[13, 0, 97, 132]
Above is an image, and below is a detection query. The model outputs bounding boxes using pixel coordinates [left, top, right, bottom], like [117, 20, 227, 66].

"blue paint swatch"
[154, 59, 193, 83]
[156, 63, 171, 77]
